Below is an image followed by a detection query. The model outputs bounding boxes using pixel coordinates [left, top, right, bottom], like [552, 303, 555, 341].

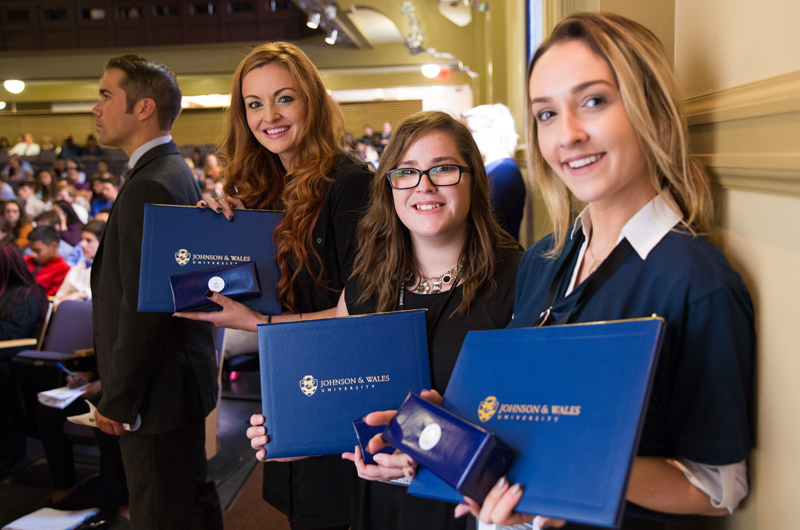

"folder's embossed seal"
[299, 375, 318, 396]
[175, 249, 192, 266]
[208, 276, 225, 292]
[419, 423, 442, 450]
[478, 396, 500, 422]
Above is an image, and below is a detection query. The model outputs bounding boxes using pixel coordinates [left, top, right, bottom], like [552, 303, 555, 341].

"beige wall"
[674, 0, 800, 528]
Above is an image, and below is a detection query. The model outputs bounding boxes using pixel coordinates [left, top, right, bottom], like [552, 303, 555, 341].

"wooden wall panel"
[339, 100, 423, 136]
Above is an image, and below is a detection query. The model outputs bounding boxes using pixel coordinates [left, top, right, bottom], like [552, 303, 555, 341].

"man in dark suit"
[90, 55, 223, 530]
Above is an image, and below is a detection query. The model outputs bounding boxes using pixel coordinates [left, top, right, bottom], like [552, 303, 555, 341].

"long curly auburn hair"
[220, 42, 345, 311]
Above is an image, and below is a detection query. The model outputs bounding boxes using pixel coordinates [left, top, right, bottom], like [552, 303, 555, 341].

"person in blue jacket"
[462, 104, 526, 241]
[457, 12, 754, 530]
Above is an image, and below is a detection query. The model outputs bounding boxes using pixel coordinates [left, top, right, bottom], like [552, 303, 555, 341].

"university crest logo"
[175, 249, 192, 266]
[299, 375, 318, 397]
[477, 396, 499, 422]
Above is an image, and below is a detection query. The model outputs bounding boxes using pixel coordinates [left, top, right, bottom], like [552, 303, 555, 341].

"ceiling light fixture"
[324, 5, 337, 19]
[325, 28, 338, 45]
[4, 80, 25, 94]
[0, 102, 6, 110]
[421, 64, 441, 78]
[307, 12, 321, 29]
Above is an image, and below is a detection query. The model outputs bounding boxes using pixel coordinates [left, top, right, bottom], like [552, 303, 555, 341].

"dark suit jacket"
[91, 141, 217, 435]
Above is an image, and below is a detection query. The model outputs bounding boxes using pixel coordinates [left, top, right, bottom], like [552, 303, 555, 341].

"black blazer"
[91, 141, 217, 435]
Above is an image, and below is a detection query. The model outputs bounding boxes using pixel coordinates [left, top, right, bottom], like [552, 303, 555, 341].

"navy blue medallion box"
[353, 419, 395, 464]
[382, 392, 515, 503]
[258, 310, 432, 458]
[138, 204, 282, 314]
[169, 261, 261, 312]
[407, 318, 665, 529]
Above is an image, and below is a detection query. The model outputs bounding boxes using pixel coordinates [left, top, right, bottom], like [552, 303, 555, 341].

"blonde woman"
[457, 13, 753, 530]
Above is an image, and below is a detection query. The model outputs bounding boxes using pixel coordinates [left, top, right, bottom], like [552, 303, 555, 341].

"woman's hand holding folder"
[453, 480, 565, 527]
[246, 414, 311, 463]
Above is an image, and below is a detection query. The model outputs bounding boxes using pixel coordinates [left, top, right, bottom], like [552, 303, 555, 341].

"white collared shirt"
[125, 134, 172, 172]
[562, 189, 747, 514]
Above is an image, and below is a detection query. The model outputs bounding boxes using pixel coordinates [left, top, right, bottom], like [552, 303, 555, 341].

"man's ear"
[134, 98, 158, 123]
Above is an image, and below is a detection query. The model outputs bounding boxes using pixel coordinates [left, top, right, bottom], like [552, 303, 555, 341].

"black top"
[345, 249, 522, 530]
[0, 286, 43, 357]
[262, 153, 373, 527]
[510, 230, 754, 524]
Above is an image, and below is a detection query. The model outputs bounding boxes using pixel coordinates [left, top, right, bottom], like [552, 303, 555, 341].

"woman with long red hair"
[192, 42, 372, 530]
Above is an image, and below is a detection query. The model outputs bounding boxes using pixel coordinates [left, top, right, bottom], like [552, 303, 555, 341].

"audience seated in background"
[190, 147, 204, 170]
[8, 134, 41, 157]
[201, 153, 221, 188]
[25, 225, 71, 296]
[0, 242, 47, 340]
[53, 220, 104, 310]
[59, 135, 83, 159]
[2, 154, 34, 182]
[54, 183, 90, 224]
[17, 180, 48, 219]
[51, 201, 85, 247]
[90, 159, 113, 182]
[65, 161, 90, 191]
[94, 208, 111, 223]
[1, 182, 15, 201]
[84, 134, 104, 157]
[41, 136, 55, 151]
[52, 158, 67, 179]
[90, 177, 118, 217]
[36, 170, 57, 204]
[0, 219, 15, 246]
[34, 211, 84, 267]
[0, 244, 48, 465]
[3, 199, 33, 249]
[380, 121, 392, 147]
[184, 157, 203, 183]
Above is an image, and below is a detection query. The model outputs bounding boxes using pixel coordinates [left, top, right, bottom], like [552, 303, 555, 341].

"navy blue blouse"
[509, 229, 753, 468]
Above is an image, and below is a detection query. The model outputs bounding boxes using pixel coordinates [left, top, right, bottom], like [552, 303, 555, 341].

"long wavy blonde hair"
[526, 12, 714, 256]
[220, 42, 345, 311]
[352, 111, 521, 313]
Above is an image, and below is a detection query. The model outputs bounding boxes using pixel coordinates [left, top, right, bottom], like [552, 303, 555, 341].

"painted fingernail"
[496, 476, 506, 489]
[205, 290, 213, 298]
[510, 483, 522, 495]
[215, 207, 222, 213]
[228, 213, 235, 222]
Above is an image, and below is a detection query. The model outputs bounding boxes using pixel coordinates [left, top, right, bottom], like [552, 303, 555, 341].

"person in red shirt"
[25, 225, 71, 296]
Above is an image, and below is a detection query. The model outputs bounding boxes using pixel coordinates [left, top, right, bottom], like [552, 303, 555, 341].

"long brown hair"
[526, 12, 714, 256]
[3, 199, 31, 239]
[352, 111, 521, 313]
[220, 42, 345, 311]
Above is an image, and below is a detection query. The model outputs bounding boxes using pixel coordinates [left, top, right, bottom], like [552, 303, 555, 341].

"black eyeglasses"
[386, 165, 469, 189]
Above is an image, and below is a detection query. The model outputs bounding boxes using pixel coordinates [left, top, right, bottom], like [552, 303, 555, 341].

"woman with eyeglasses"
[198, 110, 521, 530]
[447, 13, 754, 530]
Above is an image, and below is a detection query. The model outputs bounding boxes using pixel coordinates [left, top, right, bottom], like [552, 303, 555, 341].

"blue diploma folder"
[138, 204, 282, 313]
[408, 318, 664, 529]
[258, 310, 432, 458]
